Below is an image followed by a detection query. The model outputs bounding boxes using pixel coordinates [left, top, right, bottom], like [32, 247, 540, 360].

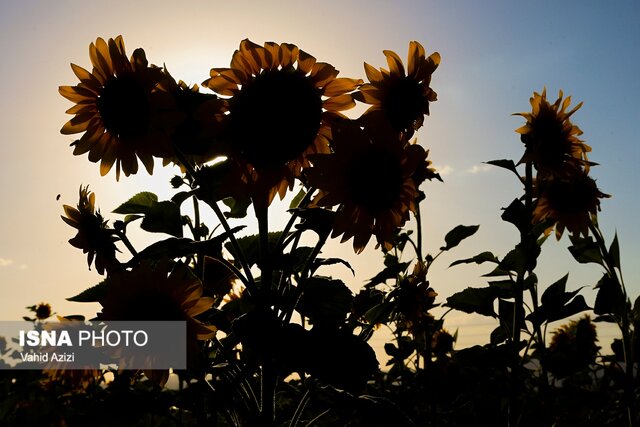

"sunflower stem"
[415, 202, 424, 261]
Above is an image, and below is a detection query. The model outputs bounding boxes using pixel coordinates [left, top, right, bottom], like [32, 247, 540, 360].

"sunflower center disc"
[346, 148, 404, 214]
[97, 74, 149, 139]
[382, 77, 424, 132]
[230, 70, 323, 169]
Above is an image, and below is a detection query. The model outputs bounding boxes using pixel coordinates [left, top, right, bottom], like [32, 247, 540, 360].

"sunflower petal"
[310, 62, 338, 87]
[297, 49, 317, 74]
[323, 77, 362, 97]
[323, 94, 356, 111]
[383, 49, 405, 76]
[364, 62, 382, 83]
[407, 41, 426, 78]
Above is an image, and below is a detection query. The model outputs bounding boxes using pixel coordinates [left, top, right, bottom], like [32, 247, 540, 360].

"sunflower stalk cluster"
[3, 36, 638, 426]
[47, 36, 447, 426]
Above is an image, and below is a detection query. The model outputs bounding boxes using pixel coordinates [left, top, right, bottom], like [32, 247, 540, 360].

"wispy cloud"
[0, 258, 14, 267]
[435, 165, 454, 176]
[466, 164, 492, 174]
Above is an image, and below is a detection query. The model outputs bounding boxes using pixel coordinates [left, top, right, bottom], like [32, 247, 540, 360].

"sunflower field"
[0, 36, 638, 427]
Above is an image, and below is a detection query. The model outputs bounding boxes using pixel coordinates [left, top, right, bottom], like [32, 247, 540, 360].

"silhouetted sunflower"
[533, 170, 609, 239]
[203, 39, 362, 205]
[61, 186, 118, 274]
[59, 36, 177, 179]
[98, 260, 216, 385]
[354, 41, 439, 136]
[34, 303, 52, 320]
[306, 120, 429, 253]
[514, 88, 591, 177]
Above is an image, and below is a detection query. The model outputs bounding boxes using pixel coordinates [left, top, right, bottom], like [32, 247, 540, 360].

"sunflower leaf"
[67, 280, 108, 303]
[113, 192, 158, 214]
[609, 233, 621, 270]
[441, 224, 479, 251]
[450, 251, 499, 267]
[568, 235, 603, 266]
[140, 200, 183, 237]
[486, 159, 519, 176]
[445, 287, 499, 317]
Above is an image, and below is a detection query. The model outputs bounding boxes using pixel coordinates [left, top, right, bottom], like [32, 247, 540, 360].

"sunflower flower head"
[514, 88, 591, 177]
[533, 170, 609, 239]
[60, 36, 177, 179]
[203, 39, 362, 205]
[306, 119, 427, 253]
[61, 186, 118, 274]
[34, 303, 52, 320]
[98, 260, 216, 385]
[354, 41, 439, 137]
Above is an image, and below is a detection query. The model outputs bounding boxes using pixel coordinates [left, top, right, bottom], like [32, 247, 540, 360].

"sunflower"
[59, 36, 177, 179]
[160, 74, 226, 168]
[514, 88, 591, 177]
[34, 302, 52, 320]
[61, 186, 118, 274]
[396, 261, 438, 334]
[98, 260, 216, 385]
[42, 316, 102, 391]
[202, 39, 362, 205]
[306, 119, 430, 253]
[532, 170, 609, 239]
[354, 41, 440, 137]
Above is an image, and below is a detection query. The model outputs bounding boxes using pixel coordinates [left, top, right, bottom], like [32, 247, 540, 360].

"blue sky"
[0, 0, 638, 349]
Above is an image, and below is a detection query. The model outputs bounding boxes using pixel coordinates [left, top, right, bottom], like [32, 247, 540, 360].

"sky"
[0, 0, 638, 354]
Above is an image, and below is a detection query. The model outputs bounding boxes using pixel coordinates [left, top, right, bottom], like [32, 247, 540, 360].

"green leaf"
[171, 190, 195, 207]
[441, 224, 479, 251]
[486, 159, 519, 176]
[446, 287, 499, 317]
[498, 247, 527, 276]
[364, 301, 395, 326]
[313, 257, 355, 276]
[225, 232, 284, 268]
[593, 274, 625, 317]
[365, 261, 410, 288]
[501, 198, 528, 232]
[568, 235, 603, 266]
[67, 280, 107, 302]
[450, 251, 499, 267]
[113, 192, 158, 214]
[289, 187, 307, 209]
[609, 233, 621, 270]
[140, 200, 183, 237]
[541, 274, 569, 307]
[297, 277, 353, 326]
[490, 325, 509, 345]
[222, 196, 251, 219]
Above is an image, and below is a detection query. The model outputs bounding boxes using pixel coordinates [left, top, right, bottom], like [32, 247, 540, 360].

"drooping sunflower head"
[60, 36, 177, 179]
[514, 88, 591, 177]
[533, 170, 609, 239]
[354, 41, 440, 136]
[160, 74, 227, 168]
[61, 186, 118, 274]
[306, 119, 428, 253]
[203, 39, 362, 204]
